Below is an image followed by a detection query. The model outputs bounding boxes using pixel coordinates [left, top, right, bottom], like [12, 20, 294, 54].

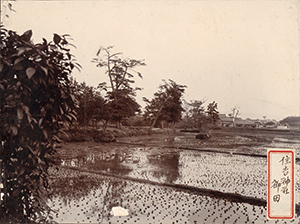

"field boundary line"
[115, 141, 300, 162]
[61, 165, 267, 207]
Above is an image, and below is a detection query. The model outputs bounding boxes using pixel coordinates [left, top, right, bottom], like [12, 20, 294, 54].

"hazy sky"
[3, 0, 300, 120]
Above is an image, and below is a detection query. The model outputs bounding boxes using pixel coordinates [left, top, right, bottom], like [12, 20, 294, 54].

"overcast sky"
[3, 0, 300, 120]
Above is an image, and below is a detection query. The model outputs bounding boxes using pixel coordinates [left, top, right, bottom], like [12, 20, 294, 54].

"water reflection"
[141, 152, 180, 183]
[61, 151, 132, 176]
[49, 140, 300, 223]
[60, 147, 180, 184]
[49, 168, 130, 223]
[58, 143, 294, 202]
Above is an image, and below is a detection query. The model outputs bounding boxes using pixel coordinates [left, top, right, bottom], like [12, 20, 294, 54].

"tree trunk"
[103, 120, 108, 131]
[161, 120, 164, 129]
[116, 120, 122, 129]
[149, 96, 171, 133]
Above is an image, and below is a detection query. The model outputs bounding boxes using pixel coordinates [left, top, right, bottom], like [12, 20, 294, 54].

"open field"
[49, 168, 293, 224]
[48, 128, 300, 223]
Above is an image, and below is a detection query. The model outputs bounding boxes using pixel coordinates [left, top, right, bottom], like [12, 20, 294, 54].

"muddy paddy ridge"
[48, 129, 300, 223]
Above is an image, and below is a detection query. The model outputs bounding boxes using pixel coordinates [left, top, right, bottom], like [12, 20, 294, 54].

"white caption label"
[268, 149, 295, 219]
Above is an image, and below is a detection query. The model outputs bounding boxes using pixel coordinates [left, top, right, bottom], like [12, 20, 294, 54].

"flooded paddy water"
[48, 131, 300, 223]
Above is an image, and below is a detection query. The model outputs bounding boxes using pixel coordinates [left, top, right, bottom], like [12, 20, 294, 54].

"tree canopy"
[206, 101, 220, 125]
[70, 79, 109, 128]
[184, 100, 206, 129]
[92, 46, 145, 128]
[280, 116, 300, 127]
[144, 79, 186, 129]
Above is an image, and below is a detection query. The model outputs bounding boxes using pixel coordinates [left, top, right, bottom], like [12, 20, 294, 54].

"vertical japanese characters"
[268, 149, 294, 219]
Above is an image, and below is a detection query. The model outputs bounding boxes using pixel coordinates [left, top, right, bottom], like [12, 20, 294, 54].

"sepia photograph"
[0, 0, 299, 223]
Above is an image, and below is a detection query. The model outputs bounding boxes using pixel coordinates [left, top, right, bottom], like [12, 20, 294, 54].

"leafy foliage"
[0, 28, 78, 223]
[144, 79, 186, 128]
[182, 100, 207, 129]
[92, 46, 145, 128]
[206, 101, 219, 125]
[70, 79, 108, 127]
[106, 89, 141, 125]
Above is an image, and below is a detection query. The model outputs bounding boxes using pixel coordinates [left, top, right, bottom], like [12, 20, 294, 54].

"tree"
[230, 106, 240, 127]
[92, 46, 145, 128]
[0, 28, 78, 223]
[70, 79, 108, 129]
[206, 101, 219, 125]
[144, 79, 186, 130]
[106, 89, 141, 127]
[186, 100, 206, 129]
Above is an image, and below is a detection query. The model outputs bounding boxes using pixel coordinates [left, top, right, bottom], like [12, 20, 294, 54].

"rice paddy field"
[48, 129, 300, 223]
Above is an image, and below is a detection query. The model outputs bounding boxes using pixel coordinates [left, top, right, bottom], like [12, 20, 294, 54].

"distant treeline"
[280, 116, 300, 127]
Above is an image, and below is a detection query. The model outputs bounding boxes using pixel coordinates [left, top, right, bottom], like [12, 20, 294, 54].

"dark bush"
[0, 28, 78, 223]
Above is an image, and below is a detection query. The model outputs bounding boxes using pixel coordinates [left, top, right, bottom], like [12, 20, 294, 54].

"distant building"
[277, 123, 290, 130]
[219, 115, 267, 128]
[264, 121, 278, 128]
[219, 114, 234, 127]
[218, 114, 283, 129]
[254, 121, 263, 128]
[235, 118, 256, 128]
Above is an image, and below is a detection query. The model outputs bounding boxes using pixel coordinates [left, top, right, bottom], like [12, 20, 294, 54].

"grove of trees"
[280, 116, 300, 127]
[180, 99, 220, 130]
[70, 79, 109, 129]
